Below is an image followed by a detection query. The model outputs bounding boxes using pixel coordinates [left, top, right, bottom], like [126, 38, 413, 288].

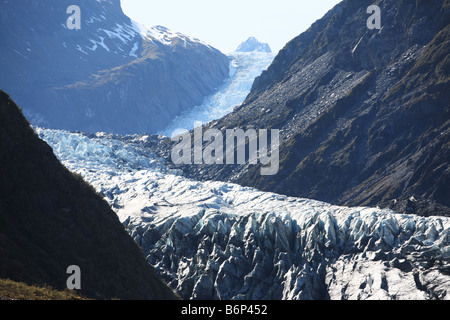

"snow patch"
[76, 45, 88, 55]
[130, 20, 213, 48]
[129, 42, 139, 57]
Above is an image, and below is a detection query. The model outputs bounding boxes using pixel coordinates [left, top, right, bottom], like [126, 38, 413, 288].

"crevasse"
[36, 127, 450, 300]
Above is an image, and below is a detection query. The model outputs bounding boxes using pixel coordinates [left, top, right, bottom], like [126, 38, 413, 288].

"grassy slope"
[0, 278, 90, 300]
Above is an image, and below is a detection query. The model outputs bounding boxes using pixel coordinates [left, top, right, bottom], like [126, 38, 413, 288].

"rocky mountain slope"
[158, 0, 450, 217]
[36, 126, 450, 300]
[0, 91, 177, 300]
[0, 0, 230, 134]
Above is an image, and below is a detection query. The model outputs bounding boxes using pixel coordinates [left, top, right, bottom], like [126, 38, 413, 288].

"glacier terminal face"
[36, 127, 450, 300]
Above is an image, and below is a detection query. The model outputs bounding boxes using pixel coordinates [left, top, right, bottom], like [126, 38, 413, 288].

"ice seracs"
[36, 127, 450, 300]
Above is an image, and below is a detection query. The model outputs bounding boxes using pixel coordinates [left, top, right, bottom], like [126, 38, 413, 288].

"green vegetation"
[385, 24, 450, 102]
[0, 278, 90, 300]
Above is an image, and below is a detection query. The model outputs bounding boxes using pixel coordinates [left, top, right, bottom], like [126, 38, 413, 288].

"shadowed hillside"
[0, 90, 177, 300]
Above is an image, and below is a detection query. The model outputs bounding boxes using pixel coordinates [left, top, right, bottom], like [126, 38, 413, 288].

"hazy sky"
[120, 0, 342, 54]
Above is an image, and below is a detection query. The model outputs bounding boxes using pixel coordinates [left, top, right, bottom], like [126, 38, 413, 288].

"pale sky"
[120, 0, 342, 54]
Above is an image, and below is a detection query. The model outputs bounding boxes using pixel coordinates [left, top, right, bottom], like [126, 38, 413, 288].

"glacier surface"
[36, 127, 450, 300]
[158, 51, 275, 136]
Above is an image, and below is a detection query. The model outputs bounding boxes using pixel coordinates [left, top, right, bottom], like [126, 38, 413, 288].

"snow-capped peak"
[236, 37, 272, 53]
[131, 20, 212, 48]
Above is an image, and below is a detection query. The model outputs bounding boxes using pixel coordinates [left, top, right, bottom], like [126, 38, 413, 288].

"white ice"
[36, 126, 450, 300]
[158, 51, 275, 136]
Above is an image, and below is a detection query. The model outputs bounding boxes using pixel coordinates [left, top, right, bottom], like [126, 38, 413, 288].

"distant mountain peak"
[236, 37, 272, 53]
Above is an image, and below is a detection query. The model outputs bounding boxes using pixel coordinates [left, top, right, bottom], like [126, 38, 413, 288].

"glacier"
[36, 127, 450, 300]
[158, 51, 275, 136]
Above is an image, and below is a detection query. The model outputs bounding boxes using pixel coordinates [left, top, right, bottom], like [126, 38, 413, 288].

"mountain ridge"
[0, 0, 230, 134]
[0, 90, 177, 300]
[154, 0, 450, 218]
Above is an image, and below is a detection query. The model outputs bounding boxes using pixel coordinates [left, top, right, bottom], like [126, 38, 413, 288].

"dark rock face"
[0, 91, 177, 300]
[154, 0, 450, 217]
[0, 0, 230, 134]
